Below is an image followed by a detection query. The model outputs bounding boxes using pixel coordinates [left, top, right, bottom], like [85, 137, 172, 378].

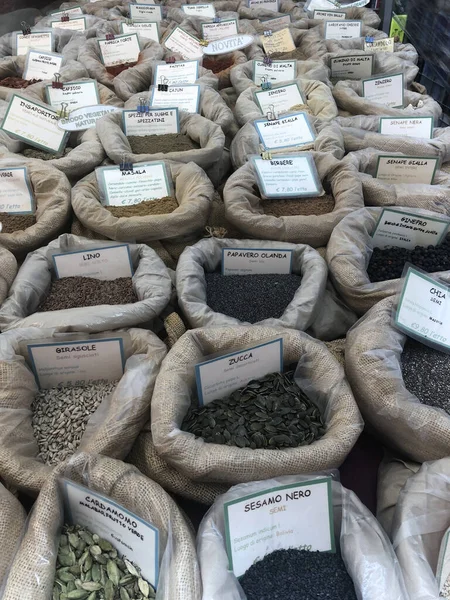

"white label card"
[97, 162, 171, 206]
[201, 19, 238, 42]
[372, 209, 449, 250]
[51, 6, 84, 16]
[45, 80, 100, 110]
[129, 3, 162, 21]
[122, 108, 179, 136]
[379, 117, 434, 139]
[362, 73, 404, 108]
[313, 9, 346, 19]
[195, 338, 283, 405]
[255, 112, 316, 150]
[324, 19, 362, 40]
[58, 105, 118, 131]
[330, 54, 373, 80]
[261, 28, 295, 55]
[222, 248, 292, 275]
[253, 155, 321, 197]
[23, 50, 63, 81]
[62, 480, 159, 589]
[364, 37, 395, 53]
[121, 21, 159, 42]
[51, 17, 87, 31]
[437, 527, 450, 594]
[375, 155, 439, 185]
[53, 244, 133, 280]
[98, 34, 141, 67]
[224, 478, 335, 578]
[0, 167, 34, 214]
[261, 15, 292, 27]
[254, 83, 305, 116]
[163, 27, 203, 60]
[15, 31, 53, 56]
[248, 0, 279, 11]
[203, 34, 254, 55]
[253, 59, 296, 86]
[154, 60, 199, 85]
[182, 3, 216, 17]
[151, 85, 200, 113]
[27, 337, 125, 388]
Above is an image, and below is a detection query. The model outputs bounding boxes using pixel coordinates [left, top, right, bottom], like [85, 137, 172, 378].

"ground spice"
[105, 196, 178, 217]
[261, 194, 335, 217]
[202, 54, 234, 74]
[270, 47, 305, 61]
[38, 276, 137, 311]
[0, 76, 41, 88]
[0, 212, 36, 233]
[127, 133, 199, 154]
[105, 61, 137, 76]
[22, 147, 72, 161]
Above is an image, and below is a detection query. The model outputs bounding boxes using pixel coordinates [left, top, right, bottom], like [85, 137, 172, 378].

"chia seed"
[0, 213, 36, 233]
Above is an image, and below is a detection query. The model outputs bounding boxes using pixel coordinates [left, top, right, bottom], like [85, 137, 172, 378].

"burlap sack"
[0, 483, 26, 588]
[346, 297, 450, 463]
[151, 325, 363, 484]
[33, 14, 110, 43]
[327, 207, 450, 315]
[251, 26, 328, 62]
[0, 452, 200, 600]
[237, 0, 305, 22]
[0, 234, 172, 332]
[72, 160, 213, 243]
[0, 247, 17, 306]
[325, 36, 418, 64]
[165, 3, 241, 23]
[198, 473, 408, 600]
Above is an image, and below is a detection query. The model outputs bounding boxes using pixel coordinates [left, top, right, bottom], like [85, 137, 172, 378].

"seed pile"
[54, 524, 156, 600]
[205, 272, 302, 323]
[261, 194, 335, 217]
[105, 61, 137, 76]
[182, 370, 325, 449]
[0, 212, 36, 233]
[271, 47, 305, 61]
[127, 133, 199, 155]
[202, 54, 234, 74]
[22, 147, 72, 160]
[0, 76, 41, 88]
[239, 549, 357, 600]
[32, 380, 117, 465]
[105, 196, 178, 217]
[368, 236, 450, 282]
[38, 277, 137, 312]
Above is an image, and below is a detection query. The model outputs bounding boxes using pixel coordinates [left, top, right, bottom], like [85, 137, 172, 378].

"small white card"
[224, 477, 335, 578]
[379, 116, 434, 139]
[98, 33, 141, 67]
[163, 26, 203, 60]
[121, 21, 159, 42]
[324, 19, 362, 40]
[27, 336, 125, 388]
[15, 31, 53, 56]
[96, 162, 171, 206]
[195, 338, 283, 405]
[255, 112, 316, 150]
[53, 244, 134, 280]
[254, 82, 305, 115]
[151, 84, 200, 113]
[364, 37, 395, 53]
[375, 155, 439, 185]
[437, 526, 450, 594]
[313, 9, 346, 19]
[45, 80, 100, 111]
[182, 3, 216, 17]
[222, 247, 292, 275]
[260, 28, 295, 55]
[253, 154, 322, 197]
[50, 6, 84, 16]
[51, 17, 87, 31]
[330, 54, 373, 80]
[23, 50, 63, 81]
[261, 15, 292, 27]
[129, 3, 162, 21]
[0, 167, 34, 214]
[372, 208, 449, 250]
[253, 59, 296, 86]
[154, 60, 199, 85]
[122, 108, 179, 136]
[58, 105, 118, 131]
[362, 72, 404, 108]
[248, 0, 279, 11]
[201, 19, 238, 42]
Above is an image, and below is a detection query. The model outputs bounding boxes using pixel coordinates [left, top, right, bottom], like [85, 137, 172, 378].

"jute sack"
[198, 473, 408, 600]
[72, 160, 213, 243]
[0, 248, 17, 306]
[33, 14, 111, 41]
[0, 483, 26, 588]
[127, 57, 218, 89]
[165, 3, 241, 23]
[326, 207, 450, 315]
[0, 234, 172, 332]
[0, 452, 201, 600]
[151, 325, 363, 484]
[325, 36, 418, 64]
[0, 26, 94, 61]
[0, 326, 166, 494]
[252, 26, 328, 62]
[237, 0, 305, 22]
[346, 297, 450, 462]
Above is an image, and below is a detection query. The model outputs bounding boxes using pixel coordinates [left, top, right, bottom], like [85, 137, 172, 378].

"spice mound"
[205, 272, 302, 323]
[261, 195, 335, 217]
[38, 276, 137, 312]
[271, 47, 305, 61]
[0, 212, 36, 233]
[105, 61, 137, 76]
[0, 76, 41, 88]
[22, 146, 72, 161]
[105, 196, 178, 217]
[367, 235, 450, 282]
[127, 133, 199, 155]
[181, 370, 325, 449]
[239, 549, 357, 600]
[32, 380, 117, 465]
[202, 54, 234, 74]
[54, 524, 156, 600]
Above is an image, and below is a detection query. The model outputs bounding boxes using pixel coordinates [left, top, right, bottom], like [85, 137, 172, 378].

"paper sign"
[154, 60, 199, 85]
[97, 162, 171, 206]
[253, 154, 322, 197]
[23, 50, 63, 81]
[437, 527, 450, 594]
[261, 28, 295, 55]
[45, 80, 100, 111]
[379, 116, 434, 139]
[163, 27, 203, 60]
[122, 108, 179, 136]
[364, 37, 395, 53]
[372, 209, 449, 250]
[182, 3, 216, 17]
[121, 21, 159, 42]
[313, 9, 346, 19]
[2, 94, 67, 154]
[362, 72, 404, 108]
[62, 480, 159, 589]
[254, 82, 305, 115]
[151, 84, 200, 113]
[255, 112, 316, 150]
[58, 105, 118, 131]
[51, 6, 84, 16]
[53, 244, 134, 280]
[51, 17, 87, 31]
[330, 54, 373, 80]
[202, 34, 254, 55]
[195, 338, 283, 405]
[222, 248, 293, 275]
[248, 0, 279, 11]
[253, 59, 296, 86]
[375, 155, 439, 185]
[261, 15, 292, 27]
[324, 19, 362, 40]
[0, 167, 34, 214]
[224, 478, 335, 578]
[27, 337, 125, 388]
[98, 34, 141, 67]
[15, 31, 53, 56]
[129, 3, 162, 20]
[201, 19, 238, 42]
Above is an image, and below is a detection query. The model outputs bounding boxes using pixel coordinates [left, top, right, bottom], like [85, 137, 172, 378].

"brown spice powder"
[105, 62, 137, 77]
[22, 147, 72, 161]
[202, 54, 235, 74]
[0, 77, 41, 88]
[105, 196, 178, 217]
[127, 133, 199, 154]
[0, 213, 36, 233]
[261, 194, 335, 217]
[270, 47, 305, 61]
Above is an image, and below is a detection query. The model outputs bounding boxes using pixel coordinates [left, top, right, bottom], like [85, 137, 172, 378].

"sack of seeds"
[0, 247, 17, 306]
[164, 4, 241, 23]
[0, 234, 172, 332]
[0, 326, 166, 493]
[151, 325, 363, 484]
[253, 26, 328, 62]
[0, 452, 201, 600]
[237, 0, 305, 22]
[325, 36, 418, 64]
[198, 472, 407, 600]
[0, 483, 26, 588]
[33, 14, 111, 41]
[327, 207, 450, 315]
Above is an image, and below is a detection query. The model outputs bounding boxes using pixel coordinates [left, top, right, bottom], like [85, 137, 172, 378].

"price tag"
[313, 9, 346, 19]
[372, 208, 449, 250]
[27, 336, 125, 389]
[1, 94, 68, 154]
[52, 244, 134, 280]
[163, 26, 203, 60]
[0, 167, 34, 214]
[23, 50, 63, 81]
[153, 60, 199, 85]
[255, 112, 316, 150]
[121, 21, 159, 42]
[50, 6, 84, 16]
[195, 338, 283, 405]
[254, 82, 305, 115]
[330, 54, 373, 80]
[261, 15, 292, 27]
[15, 31, 53, 56]
[98, 34, 141, 67]
[62, 480, 159, 589]
[96, 162, 171, 206]
[260, 28, 295, 55]
[224, 477, 335, 578]
[51, 17, 87, 31]
[122, 107, 179, 136]
[151, 84, 200, 113]
[201, 19, 238, 42]
[252, 154, 322, 197]
[379, 116, 434, 139]
[364, 37, 395, 53]
[248, 0, 279, 11]
[324, 19, 362, 40]
[58, 105, 118, 131]
[374, 155, 439, 185]
[222, 247, 293, 275]
[182, 3, 216, 17]
[129, 3, 162, 20]
[45, 80, 100, 110]
[253, 59, 296, 86]
[362, 72, 404, 108]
